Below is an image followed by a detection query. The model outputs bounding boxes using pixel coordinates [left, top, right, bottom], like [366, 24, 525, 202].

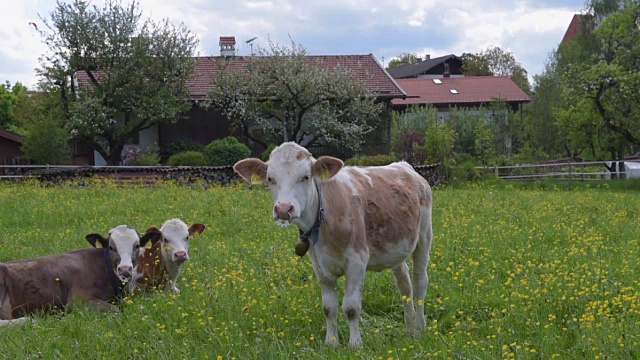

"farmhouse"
[75, 37, 406, 165]
[386, 54, 464, 79]
[391, 76, 531, 119]
[0, 128, 26, 175]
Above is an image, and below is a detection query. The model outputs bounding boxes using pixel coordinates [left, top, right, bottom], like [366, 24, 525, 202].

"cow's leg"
[392, 262, 416, 336]
[343, 261, 366, 348]
[0, 265, 16, 323]
[319, 280, 339, 346]
[412, 213, 433, 332]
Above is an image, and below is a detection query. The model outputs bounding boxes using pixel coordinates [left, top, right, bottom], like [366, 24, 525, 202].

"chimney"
[219, 36, 236, 57]
[424, 54, 431, 60]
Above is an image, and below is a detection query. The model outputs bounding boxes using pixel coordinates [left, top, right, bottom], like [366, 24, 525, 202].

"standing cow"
[133, 219, 206, 293]
[0, 225, 161, 326]
[234, 142, 433, 347]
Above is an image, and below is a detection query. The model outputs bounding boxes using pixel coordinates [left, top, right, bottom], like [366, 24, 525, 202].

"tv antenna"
[246, 36, 258, 56]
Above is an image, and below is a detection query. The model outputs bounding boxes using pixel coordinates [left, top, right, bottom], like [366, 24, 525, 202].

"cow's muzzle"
[173, 251, 189, 264]
[274, 203, 294, 220]
[117, 265, 133, 280]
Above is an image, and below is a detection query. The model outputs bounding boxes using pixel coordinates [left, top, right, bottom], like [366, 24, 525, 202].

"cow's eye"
[134, 243, 140, 249]
[267, 177, 275, 184]
[301, 175, 310, 182]
[109, 245, 115, 251]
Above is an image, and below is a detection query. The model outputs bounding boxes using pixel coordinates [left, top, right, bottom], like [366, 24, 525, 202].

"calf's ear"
[86, 234, 108, 249]
[144, 227, 162, 248]
[313, 156, 344, 180]
[140, 229, 162, 248]
[233, 158, 268, 184]
[188, 223, 206, 236]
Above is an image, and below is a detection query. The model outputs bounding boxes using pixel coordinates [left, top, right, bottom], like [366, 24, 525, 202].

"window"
[449, 89, 458, 94]
[433, 79, 442, 84]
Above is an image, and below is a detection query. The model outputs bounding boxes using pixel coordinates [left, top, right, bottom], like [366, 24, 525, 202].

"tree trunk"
[103, 139, 124, 166]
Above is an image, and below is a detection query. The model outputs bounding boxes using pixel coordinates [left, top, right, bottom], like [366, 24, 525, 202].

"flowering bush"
[121, 145, 161, 166]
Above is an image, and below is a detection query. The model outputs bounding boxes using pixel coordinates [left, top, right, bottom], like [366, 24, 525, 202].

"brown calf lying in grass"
[0, 225, 161, 326]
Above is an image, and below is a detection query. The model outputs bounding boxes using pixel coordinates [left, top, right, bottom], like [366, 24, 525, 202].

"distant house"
[386, 54, 463, 79]
[562, 14, 585, 45]
[391, 76, 531, 117]
[0, 128, 26, 174]
[76, 37, 406, 165]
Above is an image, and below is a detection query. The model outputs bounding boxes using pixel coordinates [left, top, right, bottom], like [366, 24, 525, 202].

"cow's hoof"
[295, 240, 310, 257]
[325, 336, 339, 347]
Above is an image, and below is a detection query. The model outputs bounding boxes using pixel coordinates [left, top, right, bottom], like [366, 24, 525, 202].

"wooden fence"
[477, 160, 640, 182]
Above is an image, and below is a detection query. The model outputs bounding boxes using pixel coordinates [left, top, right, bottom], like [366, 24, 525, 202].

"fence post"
[494, 165, 498, 178]
[569, 163, 573, 186]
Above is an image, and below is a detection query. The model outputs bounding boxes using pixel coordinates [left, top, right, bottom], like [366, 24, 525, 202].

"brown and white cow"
[0, 225, 161, 326]
[234, 142, 433, 347]
[132, 219, 206, 293]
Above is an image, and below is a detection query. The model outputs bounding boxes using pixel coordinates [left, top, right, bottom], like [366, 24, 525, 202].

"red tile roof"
[561, 14, 584, 45]
[219, 36, 236, 46]
[391, 76, 530, 107]
[188, 54, 405, 100]
[76, 55, 405, 101]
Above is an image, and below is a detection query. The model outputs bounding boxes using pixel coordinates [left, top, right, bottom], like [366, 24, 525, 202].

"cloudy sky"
[1, 0, 586, 88]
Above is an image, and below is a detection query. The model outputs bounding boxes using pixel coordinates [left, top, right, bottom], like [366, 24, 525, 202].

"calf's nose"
[174, 251, 188, 262]
[117, 265, 132, 278]
[274, 203, 294, 220]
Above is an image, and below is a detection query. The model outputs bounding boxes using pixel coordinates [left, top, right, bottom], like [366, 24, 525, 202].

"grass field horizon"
[0, 179, 638, 359]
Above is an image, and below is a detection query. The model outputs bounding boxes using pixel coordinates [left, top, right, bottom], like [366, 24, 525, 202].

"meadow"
[0, 179, 638, 359]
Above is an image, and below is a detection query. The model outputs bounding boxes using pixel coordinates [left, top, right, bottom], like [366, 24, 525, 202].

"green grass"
[0, 179, 639, 359]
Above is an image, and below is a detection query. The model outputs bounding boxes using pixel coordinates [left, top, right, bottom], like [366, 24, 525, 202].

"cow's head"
[234, 142, 343, 229]
[149, 219, 206, 264]
[86, 225, 162, 282]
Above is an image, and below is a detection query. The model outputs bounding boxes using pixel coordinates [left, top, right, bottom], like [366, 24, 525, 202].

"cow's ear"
[143, 227, 161, 248]
[86, 234, 108, 249]
[234, 158, 268, 184]
[188, 223, 206, 237]
[313, 156, 344, 180]
[140, 230, 162, 248]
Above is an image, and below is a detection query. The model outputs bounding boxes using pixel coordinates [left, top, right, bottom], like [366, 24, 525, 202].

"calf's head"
[147, 219, 206, 264]
[86, 225, 161, 282]
[234, 142, 343, 228]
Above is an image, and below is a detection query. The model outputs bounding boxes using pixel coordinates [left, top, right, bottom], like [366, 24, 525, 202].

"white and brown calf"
[0, 225, 161, 326]
[133, 219, 206, 293]
[234, 142, 433, 348]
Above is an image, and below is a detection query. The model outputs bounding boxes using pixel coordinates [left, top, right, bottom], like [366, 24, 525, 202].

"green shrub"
[160, 139, 204, 163]
[167, 151, 209, 166]
[122, 145, 161, 166]
[128, 153, 161, 166]
[463, 161, 482, 181]
[344, 154, 397, 166]
[261, 144, 277, 162]
[204, 136, 251, 166]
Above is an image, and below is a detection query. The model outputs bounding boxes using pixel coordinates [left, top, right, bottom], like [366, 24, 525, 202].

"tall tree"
[462, 47, 531, 94]
[14, 84, 71, 164]
[206, 41, 382, 152]
[387, 52, 421, 68]
[38, 0, 198, 165]
[524, 55, 567, 159]
[560, 0, 640, 158]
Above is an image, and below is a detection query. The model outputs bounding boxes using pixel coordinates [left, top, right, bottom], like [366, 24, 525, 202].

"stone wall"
[24, 164, 446, 187]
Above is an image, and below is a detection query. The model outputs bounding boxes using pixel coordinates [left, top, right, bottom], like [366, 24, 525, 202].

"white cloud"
[0, 0, 584, 87]
[0, 0, 49, 87]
